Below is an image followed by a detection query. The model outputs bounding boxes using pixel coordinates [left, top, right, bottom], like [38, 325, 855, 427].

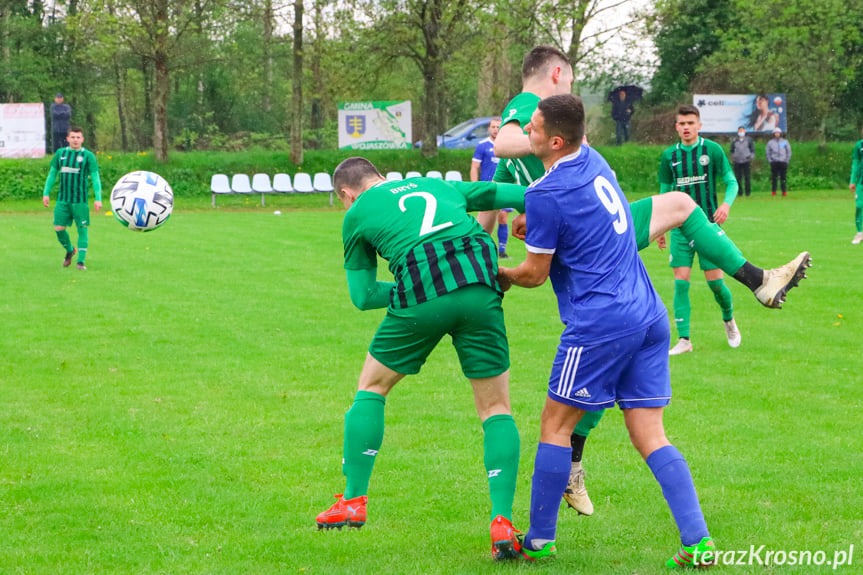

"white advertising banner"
[338, 101, 412, 150]
[0, 103, 46, 158]
[693, 94, 787, 134]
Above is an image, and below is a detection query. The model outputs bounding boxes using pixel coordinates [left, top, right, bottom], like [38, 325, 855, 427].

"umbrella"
[607, 85, 644, 103]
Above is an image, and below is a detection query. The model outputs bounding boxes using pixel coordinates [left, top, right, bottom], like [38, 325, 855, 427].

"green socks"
[343, 390, 386, 499]
[483, 414, 520, 520]
[680, 209, 746, 276]
[76, 226, 88, 263]
[674, 280, 691, 338]
[707, 279, 734, 321]
[573, 409, 604, 438]
[56, 230, 72, 253]
[856, 207, 862, 233]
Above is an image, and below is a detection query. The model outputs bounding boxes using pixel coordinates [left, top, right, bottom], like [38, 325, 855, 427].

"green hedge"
[1, 142, 854, 201]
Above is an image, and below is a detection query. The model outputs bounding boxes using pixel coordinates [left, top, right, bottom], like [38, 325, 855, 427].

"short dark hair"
[677, 104, 700, 119]
[522, 45, 571, 82]
[738, 126, 745, 130]
[536, 94, 585, 147]
[333, 157, 382, 196]
[68, 126, 83, 135]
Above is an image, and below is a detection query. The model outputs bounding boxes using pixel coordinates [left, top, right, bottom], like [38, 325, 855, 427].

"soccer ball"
[110, 171, 174, 231]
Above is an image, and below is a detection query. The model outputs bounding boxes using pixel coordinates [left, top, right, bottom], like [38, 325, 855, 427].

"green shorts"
[369, 283, 509, 379]
[53, 201, 91, 228]
[630, 198, 652, 251]
[856, 189, 863, 208]
[668, 227, 719, 271]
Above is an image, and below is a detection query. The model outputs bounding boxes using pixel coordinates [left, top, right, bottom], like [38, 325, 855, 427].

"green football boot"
[667, 536, 717, 568]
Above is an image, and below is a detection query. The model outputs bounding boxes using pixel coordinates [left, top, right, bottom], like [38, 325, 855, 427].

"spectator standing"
[849, 127, 863, 244]
[473, 118, 513, 259]
[50, 93, 72, 152]
[730, 126, 755, 197]
[611, 90, 634, 145]
[766, 127, 791, 196]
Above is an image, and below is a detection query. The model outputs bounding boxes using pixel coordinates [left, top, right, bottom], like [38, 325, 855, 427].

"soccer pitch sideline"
[0, 191, 860, 574]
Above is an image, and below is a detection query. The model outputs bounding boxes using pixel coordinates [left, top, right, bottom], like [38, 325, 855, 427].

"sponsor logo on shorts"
[574, 388, 590, 398]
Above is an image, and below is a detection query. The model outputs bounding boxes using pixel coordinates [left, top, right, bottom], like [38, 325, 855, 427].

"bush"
[3, 142, 853, 202]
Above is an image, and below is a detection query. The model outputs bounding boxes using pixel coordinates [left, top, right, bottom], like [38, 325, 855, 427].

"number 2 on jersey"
[399, 191, 454, 237]
[593, 176, 628, 234]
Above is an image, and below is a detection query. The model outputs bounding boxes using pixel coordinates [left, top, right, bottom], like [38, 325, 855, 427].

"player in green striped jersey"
[315, 157, 529, 561]
[492, 46, 811, 519]
[42, 126, 102, 270]
[659, 105, 740, 355]
[849, 129, 863, 245]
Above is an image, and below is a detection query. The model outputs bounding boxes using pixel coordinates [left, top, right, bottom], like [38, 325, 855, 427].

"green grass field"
[1, 190, 861, 574]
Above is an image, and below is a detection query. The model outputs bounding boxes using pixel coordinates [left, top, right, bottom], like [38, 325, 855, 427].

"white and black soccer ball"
[110, 171, 174, 232]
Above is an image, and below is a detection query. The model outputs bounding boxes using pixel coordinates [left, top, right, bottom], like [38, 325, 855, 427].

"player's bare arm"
[493, 123, 531, 159]
[713, 203, 730, 225]
[498, 251, 552, 291]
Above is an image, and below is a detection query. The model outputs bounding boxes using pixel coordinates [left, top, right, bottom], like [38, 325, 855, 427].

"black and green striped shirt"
[49, 147, 100, 203]
[342, 177, 526, 310]
[658, 137, 733, 222]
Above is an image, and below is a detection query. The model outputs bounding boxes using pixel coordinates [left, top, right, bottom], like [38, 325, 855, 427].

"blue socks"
[525, 442, 571, 548]
[498, 223, 508, 253]
[647, 445, 709, 546]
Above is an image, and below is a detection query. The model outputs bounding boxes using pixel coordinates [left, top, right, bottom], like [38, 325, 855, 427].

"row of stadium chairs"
[210, 170, 466, 207]
[210, 172, 335, 207]
[386, 170, 463, 181]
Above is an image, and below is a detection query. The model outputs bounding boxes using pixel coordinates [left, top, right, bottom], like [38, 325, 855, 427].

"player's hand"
[512, 213, 527, 241]
[95, 201, 102, 212]
[851, 183, 856, 193]
[497, 270, 513, 292]
[656, 234, 667, 250]
[42, 196, 50, 208]
[713, 203, 730, 225]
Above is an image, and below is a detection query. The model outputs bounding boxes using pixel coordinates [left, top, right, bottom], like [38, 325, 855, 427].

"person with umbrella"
[610, 86, 641, 145]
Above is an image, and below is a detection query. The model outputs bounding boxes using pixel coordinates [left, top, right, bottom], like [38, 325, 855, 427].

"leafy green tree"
[647, 0, 737, 104]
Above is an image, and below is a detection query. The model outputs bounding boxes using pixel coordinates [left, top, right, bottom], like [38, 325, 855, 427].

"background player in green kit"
[659, 105, 741, 356]
[849, 127, 863, 245]
[315, 157, 529, 561]
[493, 46, 811, 517]
[42, 126, 102, 270]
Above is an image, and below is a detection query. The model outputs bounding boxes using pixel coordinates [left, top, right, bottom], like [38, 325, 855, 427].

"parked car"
[414, 117, 495, 149]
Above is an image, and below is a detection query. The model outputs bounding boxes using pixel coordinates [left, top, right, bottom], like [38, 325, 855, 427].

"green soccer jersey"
[343, 178, 525, 309]
[50, 147, 101, 203]
[658, 137, 733, 223]
[492, 92, 546, 185]
[850, 140, 863, 185]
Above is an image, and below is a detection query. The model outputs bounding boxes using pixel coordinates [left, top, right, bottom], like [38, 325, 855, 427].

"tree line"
[2, 0, 862, 162]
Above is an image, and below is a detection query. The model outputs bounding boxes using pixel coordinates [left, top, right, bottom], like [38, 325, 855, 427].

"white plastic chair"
[210, 173, 231, 207]
[444, 170, 463, 182]
[293, 172, 314, 193]
[405, 171, 422, 179]
[272, 173, 293, 193]
[313, 172, 335, 206]
[252, 173, 273, 206]
[231, 174, 253, 196]
[386, 171, 404, 181]
[426, 170, 443, 179]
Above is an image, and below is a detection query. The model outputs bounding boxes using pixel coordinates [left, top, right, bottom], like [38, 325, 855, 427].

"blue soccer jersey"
[472, 138, 500, 182]
[524, 146, 666, 344]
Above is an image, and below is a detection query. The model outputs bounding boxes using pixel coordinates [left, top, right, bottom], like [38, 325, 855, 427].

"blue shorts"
[547, 316, 671, 410]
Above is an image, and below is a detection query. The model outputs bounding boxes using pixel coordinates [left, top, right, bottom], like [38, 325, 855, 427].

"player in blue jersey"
[472, 118, 513, 258]
[498, 94, 716, 568]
